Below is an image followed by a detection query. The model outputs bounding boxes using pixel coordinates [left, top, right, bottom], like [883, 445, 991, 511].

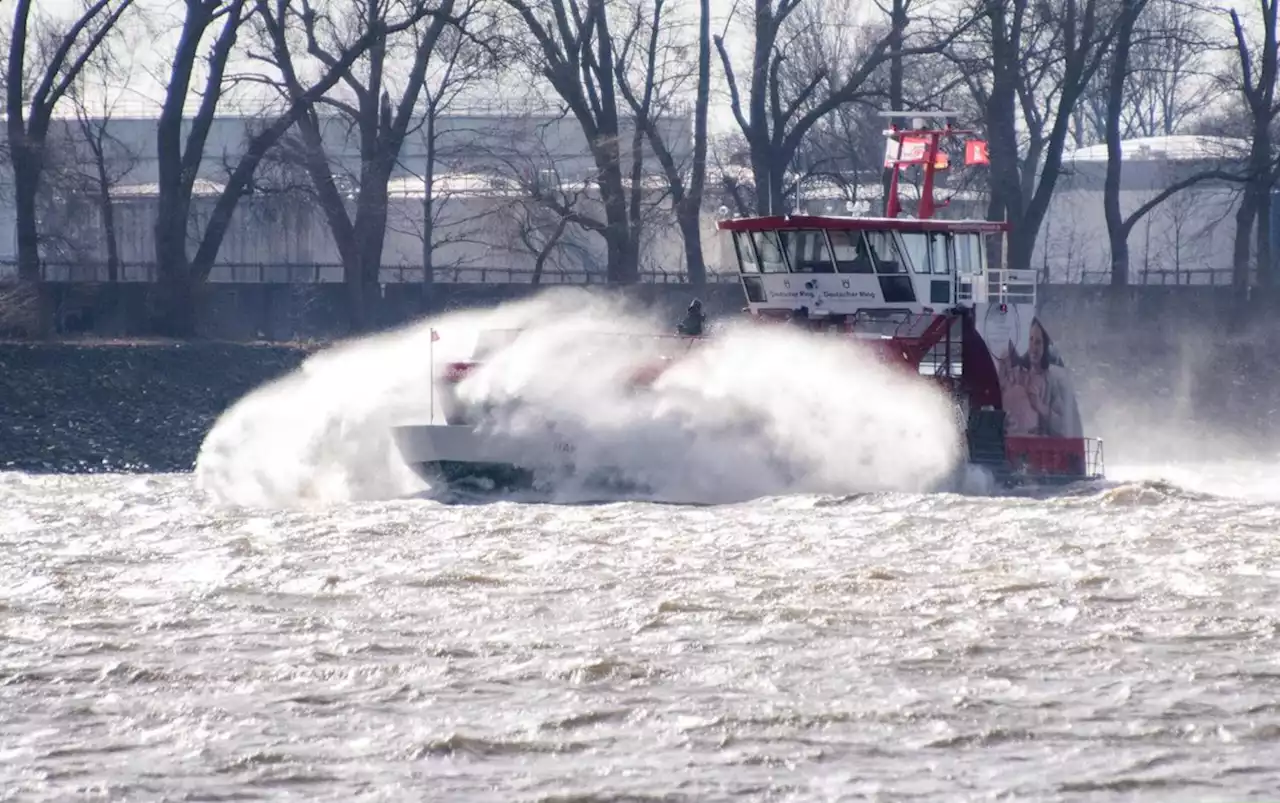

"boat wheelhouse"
[711, 112, 1103, 484]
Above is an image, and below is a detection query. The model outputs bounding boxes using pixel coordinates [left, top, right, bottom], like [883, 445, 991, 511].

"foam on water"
[195, 289, 968, 507]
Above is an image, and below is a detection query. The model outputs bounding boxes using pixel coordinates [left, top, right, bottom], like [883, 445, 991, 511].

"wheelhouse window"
[929, 233, 950, 274]
[733, 232, 761, 274]
[953, 233, 984, 276]
[865, 231, 906, 274]
[783, 230, 835, 273]
[897, 232, 931, 274]
[751, 231, 789, 273]
[828, 231, 874, 273]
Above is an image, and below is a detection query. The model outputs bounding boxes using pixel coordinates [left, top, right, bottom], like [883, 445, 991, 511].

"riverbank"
[0, 340, 318, 473]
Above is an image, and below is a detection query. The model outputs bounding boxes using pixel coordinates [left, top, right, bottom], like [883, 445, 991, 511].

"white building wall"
[14, 185, 728, 284]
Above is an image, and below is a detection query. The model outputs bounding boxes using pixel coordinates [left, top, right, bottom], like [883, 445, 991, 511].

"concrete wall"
[30, 281, 749, 341]
[29, 185, 724, 284]
[27, 278, 1280, 344]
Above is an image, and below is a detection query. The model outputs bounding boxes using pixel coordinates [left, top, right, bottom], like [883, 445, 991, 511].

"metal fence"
[1073, 267, 1236, 286]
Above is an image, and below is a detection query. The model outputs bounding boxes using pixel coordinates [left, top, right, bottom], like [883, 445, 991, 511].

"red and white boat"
[393, 114, 1105, 493]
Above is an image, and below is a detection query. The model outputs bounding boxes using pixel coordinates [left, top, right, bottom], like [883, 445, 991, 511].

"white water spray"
[195, 289, 966, 507]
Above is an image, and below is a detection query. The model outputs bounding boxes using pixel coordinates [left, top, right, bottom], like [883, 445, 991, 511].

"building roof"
[1067, 135, 1249, 163]
[114, 178, 226, 198]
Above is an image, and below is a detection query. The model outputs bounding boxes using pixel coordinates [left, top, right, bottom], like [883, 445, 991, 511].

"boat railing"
[1084, 437, 1105, 479]
[844, 309, 939, 339]
[957, 268, 1037, 307]
[988, 268, 1038, 306]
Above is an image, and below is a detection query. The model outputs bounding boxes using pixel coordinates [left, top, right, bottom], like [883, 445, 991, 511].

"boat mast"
[878, 111, 972, 221]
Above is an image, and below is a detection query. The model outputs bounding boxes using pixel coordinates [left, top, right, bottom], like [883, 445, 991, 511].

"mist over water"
[195, 289, 967, 507]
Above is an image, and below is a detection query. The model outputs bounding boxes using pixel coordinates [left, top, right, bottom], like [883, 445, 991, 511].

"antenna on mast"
[878, 110, 976, 221]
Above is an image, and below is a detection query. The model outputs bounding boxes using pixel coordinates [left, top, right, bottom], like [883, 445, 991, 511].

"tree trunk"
[420, 114, 436, 311]
[600, 177, 639, 283]
[10, 153, 53, 337]
[676, 205, 707, 285]
[96, 178, 121, 284]
[984, 27, 1023, 265]
[1107, 229, 1130, 288]
[348, 167, 392, 332]
[683, 0, 711, 286]
[1257, 185, 1273, 288]
[11, 154, 41, 284]
[604, 227, 639, 285]
[1007, 226, 1037, 274]
[421, 187, 435, 312]
[1104, 164, 1131, 286]
[1104, 1, 1139, 289]
[751, 144, 773, 214]
[153, 262, 200, 337]
[151, 200, 195, 335]
[1232, 190, 1256, 292]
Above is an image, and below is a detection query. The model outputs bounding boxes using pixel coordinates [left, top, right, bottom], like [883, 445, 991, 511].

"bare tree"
[256, 0, 485, 331]
[413, 17, 495, 301]
[4, 0, 134, 334]
[946, 0, 1126, 272]
[477, 118, 617, 283]
[1073, 0, 1224, 145]
[500, 0, 658, 283]
[63, 39, 147, 284]
[514, 168, 582, 285]
[150, 0, 445, 336]
[713, 0, 972, 215]
[612, 0, 712, 285]
[707, 130, 755, 216]
[1226, 0, 1279, 290]
[1102, 0, 1150, 287]
[1101, 0, 1247, 287]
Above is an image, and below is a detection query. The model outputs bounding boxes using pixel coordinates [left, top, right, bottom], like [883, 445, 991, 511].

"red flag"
[884, 136, 948, 169]
[430, 328, 440, 342]
[964, 140, 990, 166]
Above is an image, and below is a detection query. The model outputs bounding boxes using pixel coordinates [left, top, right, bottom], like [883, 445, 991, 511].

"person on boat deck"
[791, 306, 811, 329]
[677, 298, 706, 336]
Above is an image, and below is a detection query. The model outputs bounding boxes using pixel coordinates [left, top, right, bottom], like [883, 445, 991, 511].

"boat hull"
[394, 420, 1102, 497]
[393, 424, 541, 491]
[393, 423, 656, 494]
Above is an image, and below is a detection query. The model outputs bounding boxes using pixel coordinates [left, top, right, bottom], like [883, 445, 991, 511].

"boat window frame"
[952, 232, 984, 277]
[733, 231, 762, 274]
[781, 229, 838, 273]
[750, 230, 791, 273]
[826, 230, 876, 274]
[896, 231, 932, 274]
[865, 230, 907, 275]
[929, 232, 951, 275]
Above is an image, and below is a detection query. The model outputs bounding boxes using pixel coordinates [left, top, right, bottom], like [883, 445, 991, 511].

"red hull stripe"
[1005, 436, 1089, 477]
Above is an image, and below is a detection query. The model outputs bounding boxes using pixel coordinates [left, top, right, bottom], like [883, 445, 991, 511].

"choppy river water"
[3, 463, 1280, 802]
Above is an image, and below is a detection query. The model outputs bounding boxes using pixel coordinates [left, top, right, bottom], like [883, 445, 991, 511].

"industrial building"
[0, 110, 725, 285]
